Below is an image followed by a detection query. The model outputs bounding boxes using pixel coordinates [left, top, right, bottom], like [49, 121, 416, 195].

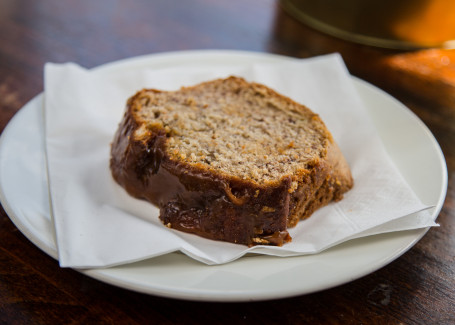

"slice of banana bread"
[110, 76, 353, 246]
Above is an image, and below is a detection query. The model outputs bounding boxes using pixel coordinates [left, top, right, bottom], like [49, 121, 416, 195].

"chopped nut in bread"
[110, 76, 353, 246]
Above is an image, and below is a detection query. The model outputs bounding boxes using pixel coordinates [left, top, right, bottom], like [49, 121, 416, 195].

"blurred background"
[1, 0, 454, 128]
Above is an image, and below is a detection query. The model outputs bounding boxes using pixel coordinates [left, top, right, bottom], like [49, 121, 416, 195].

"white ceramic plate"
[0, 50, 447, 302]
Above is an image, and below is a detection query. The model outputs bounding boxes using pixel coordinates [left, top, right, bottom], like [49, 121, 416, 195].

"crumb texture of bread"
[110, 76, 353, 246]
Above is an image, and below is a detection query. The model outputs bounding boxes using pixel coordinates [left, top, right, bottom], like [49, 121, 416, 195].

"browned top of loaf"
[128, 76, 332, 189]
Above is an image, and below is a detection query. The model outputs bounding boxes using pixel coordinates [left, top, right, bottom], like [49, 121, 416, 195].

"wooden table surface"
[1, 1, 454, 323]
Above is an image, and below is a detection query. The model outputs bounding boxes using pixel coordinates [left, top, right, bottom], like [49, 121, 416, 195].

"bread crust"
[110, 77, 353, 246]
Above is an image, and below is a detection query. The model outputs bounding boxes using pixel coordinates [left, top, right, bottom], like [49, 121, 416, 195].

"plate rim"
[0, 49, 448, 302]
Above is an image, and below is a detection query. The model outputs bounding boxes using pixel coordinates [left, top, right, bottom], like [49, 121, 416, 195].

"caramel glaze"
[110, 108, 350, 246]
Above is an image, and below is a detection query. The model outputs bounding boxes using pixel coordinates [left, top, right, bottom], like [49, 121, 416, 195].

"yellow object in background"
[281, 0, 455, 49]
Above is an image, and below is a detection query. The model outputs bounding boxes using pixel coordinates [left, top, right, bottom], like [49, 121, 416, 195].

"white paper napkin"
[44, 54, 436, 268]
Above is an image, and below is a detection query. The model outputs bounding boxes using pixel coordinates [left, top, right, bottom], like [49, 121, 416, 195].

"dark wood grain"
[1, 0, 454, 324]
